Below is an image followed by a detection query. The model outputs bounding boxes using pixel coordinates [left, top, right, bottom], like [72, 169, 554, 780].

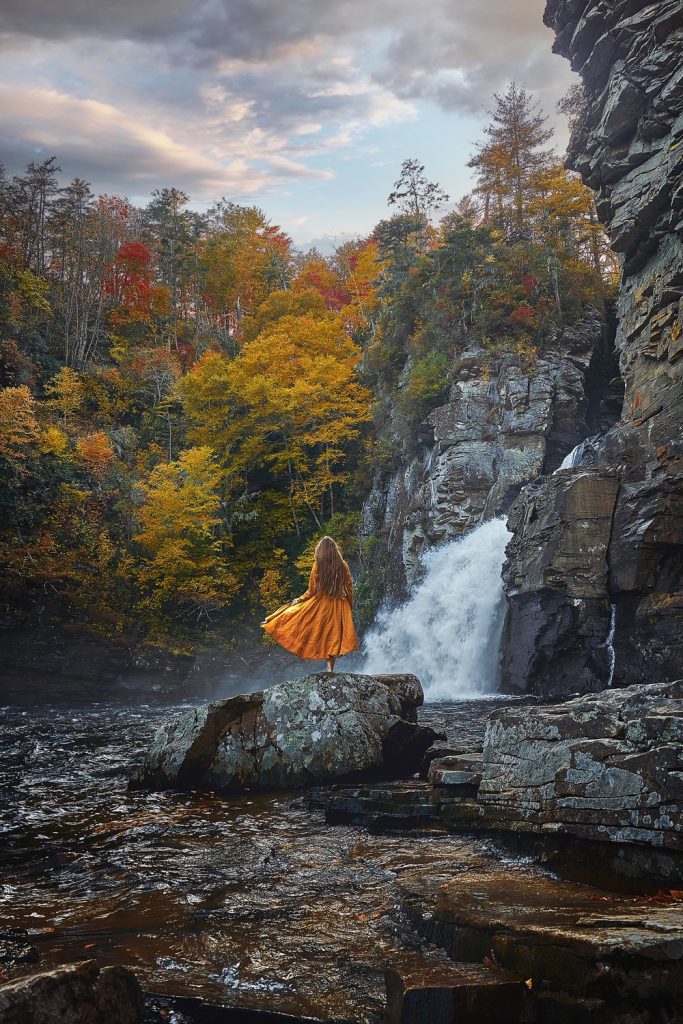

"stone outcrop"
[315, 680, 683, 861]
[501, 467, 620, 695]
[384, 956, 526, 1024]
[478, 679, 683, 851]
[499, 0, 683, 694]
[0, 961, 144, 1024]
[363, 318, 602, 597]
[130, 672, 439, 793]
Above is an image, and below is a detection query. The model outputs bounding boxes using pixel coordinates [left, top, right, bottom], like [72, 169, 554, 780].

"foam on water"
[361, 518, 511, 701]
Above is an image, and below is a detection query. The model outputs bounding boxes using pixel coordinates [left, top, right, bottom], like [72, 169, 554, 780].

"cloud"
[0, 0, 577, 208]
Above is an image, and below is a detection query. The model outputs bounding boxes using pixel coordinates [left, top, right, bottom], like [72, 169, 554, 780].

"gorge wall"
[366, 0, 682, 698]
[363, 312, 611, 601]
[499, 0, 683, 695]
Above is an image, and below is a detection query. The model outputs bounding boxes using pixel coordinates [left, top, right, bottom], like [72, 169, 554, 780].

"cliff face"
[499, 0, 683, 694]
[363, 317, 602, 600]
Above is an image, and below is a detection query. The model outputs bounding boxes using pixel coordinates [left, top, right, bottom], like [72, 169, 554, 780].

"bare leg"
[326, 656, 336, 673]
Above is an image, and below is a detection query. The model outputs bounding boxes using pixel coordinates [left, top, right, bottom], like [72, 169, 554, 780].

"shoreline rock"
[130, 672, 441, 794]
[0, 961, 144, 1024]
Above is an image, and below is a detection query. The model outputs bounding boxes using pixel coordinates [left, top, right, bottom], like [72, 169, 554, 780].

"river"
[0, 691, 544, 1022]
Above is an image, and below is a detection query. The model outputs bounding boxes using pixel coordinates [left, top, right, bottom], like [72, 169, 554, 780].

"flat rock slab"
[394, 855, 683, 1021]
[384, 955, 526, 1024]
[0, 961, 143, 1024]
[131, 673, 440, 794]
[429, 753, 483, 793]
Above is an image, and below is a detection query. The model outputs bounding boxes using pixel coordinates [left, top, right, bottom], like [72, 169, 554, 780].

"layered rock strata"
[130, 672, 439, 793]
[316, 680, 683, 857]
[478, 678, 683, 850]
[500, 0, 683, 694]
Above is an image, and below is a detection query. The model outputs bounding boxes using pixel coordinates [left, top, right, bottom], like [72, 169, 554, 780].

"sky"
[0, 0, 578, 246]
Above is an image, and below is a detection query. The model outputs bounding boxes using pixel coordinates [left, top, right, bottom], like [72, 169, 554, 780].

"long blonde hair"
[314, 536, 346, 598]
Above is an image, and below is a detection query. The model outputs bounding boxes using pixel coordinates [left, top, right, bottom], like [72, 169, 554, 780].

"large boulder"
[478, 679, 683, 851]
[130, 672, 439, 793]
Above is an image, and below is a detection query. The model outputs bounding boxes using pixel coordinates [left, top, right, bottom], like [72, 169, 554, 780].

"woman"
[262, 537, 357, 672]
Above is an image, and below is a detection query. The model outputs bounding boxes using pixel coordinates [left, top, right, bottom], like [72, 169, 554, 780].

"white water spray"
[361, 518, 511, 701]
[557, 434, 603, 471]
[604, 603, 617, 687]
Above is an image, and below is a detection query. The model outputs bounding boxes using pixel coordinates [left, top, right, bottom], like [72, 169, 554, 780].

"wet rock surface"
[501, 467, 620, 695]
[3, 693, 683, 1022]
[130, 673, 438, 794]
[0, 961, 144, 1024]
[502, 0, 683, 695]
[383, 955, 526, 1024]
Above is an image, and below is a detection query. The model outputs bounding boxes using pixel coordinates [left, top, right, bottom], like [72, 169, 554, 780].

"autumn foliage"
[0, 83, 616, 650]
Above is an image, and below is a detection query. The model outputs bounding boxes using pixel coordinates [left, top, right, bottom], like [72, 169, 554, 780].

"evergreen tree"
[469, 83, 553, 233]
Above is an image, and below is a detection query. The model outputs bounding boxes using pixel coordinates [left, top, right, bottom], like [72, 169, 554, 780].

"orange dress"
[262, 560, 358, 660]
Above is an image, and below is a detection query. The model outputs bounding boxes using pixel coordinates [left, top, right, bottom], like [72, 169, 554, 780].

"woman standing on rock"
[261, 536, 358, 672]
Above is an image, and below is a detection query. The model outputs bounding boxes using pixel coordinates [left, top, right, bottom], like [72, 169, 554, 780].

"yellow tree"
[0, 386, 40, 461]
[198, 203, 292, 344]
[44, 367, 85, 428]
[530, 163, 617, 282]
[177, 314, 371, 532]
[134, 446, 237, 623]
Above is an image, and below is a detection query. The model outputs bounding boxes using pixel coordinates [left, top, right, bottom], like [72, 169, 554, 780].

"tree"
[134, 446, 237, 624]
[74, 431, 115, 477]
[198, 203, 292, 346]
[105, 241, 171, 352]
[144, 188, 199, 347]
[44, 367, 85, 428]
[0, 385, 40, 461]
[557, 84, 588, 146]
[48, 177, 108, 368]
[469, 83, 554, 232]
[388, 159, 449, 221]
[177, 315, 371, 532]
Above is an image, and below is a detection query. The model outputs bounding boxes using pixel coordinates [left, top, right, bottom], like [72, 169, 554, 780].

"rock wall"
[364, 316, 602, 598]
[499, 0, 683, 694]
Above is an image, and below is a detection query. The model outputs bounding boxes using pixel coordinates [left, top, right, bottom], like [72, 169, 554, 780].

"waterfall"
[604, 603, 617, 687]
[361, 518, 511, 702]
[558, 434, 603, 470]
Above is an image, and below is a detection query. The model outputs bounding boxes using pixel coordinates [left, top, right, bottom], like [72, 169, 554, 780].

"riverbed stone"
[0, 961, 144, 1024]
[130, 673, 440, 793]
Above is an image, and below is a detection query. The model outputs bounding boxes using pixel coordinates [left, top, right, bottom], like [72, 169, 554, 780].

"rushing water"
[557, 434, 603, 470]
[0, 694, 528, 1022]
[361, 519, 511, 701]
